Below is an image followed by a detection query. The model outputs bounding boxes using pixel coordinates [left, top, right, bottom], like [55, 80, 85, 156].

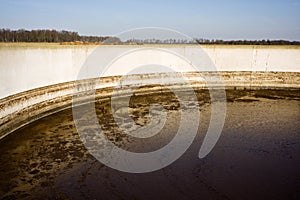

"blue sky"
[0, 0, 299, 40]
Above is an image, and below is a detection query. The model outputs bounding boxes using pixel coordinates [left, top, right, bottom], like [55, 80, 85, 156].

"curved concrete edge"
[0, 71, 299, 140]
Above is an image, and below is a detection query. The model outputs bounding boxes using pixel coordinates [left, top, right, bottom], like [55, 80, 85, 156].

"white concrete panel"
[0, 45, 299, 99]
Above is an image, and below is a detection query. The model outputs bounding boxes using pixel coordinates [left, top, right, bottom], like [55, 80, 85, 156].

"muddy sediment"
[0, 89, 299, 200]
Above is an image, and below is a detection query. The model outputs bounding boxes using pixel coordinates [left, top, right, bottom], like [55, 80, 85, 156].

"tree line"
[195, 39, 300, 45]
[1, 28, 299, 45]
[127, 38, 300, 45]
[0, 28, 111, 43]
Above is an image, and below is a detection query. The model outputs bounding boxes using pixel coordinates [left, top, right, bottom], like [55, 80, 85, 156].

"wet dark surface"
[0, 89, 299, 200]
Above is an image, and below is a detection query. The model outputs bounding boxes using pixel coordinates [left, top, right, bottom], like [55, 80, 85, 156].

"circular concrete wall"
[0, 45, 299, 139]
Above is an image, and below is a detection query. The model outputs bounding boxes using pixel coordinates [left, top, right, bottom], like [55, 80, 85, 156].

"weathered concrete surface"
[0, 72, 299, 139]
[0, 45, 300, 139]
[1, 45, 300, 99]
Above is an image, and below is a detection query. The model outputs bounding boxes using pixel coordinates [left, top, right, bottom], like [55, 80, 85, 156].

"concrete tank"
[0, 44, 299, 139]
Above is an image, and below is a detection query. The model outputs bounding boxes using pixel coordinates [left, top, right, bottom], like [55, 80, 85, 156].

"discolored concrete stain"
[0, 89, 299, 200]
[1, 72, 300, 139]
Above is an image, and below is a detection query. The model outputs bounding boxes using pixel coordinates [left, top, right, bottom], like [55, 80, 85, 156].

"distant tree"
[0, 28, 113, 43]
